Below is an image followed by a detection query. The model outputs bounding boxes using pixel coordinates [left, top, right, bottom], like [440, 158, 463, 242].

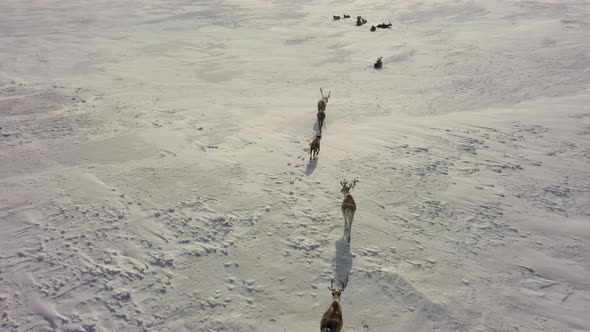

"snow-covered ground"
[1, 0, 589, 331]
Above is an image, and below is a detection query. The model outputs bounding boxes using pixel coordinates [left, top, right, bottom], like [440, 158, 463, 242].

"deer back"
[320, 301, 343, 332]
[310, 137, 320, 149]
[341, 194, 356, 211]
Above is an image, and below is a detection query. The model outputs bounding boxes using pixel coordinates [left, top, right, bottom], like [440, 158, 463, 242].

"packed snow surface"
[1, 0, 589, 331]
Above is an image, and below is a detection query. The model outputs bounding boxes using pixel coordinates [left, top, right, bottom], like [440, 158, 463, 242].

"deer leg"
[342, 209, 354, 242]
[342, 209, 348, 232]
[347, 218, 352, 243]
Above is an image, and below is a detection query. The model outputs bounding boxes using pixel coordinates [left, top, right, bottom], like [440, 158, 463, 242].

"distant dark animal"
[310, 135, 321, 161]
[317, 110, 326, 131]
[374, 57, 383, 69]
[362, 18, 367, 24]
[356, 16, 364, 26]
[377, 21, 392, 29]
[333, 15, 341, 20]
[343, 14, 350, 19]
[370, 25, 376, 31]
[320, 278, 348, 332]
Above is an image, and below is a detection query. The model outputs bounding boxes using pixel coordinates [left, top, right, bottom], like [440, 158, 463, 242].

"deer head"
[327, 277, 348, 302]
[320, 87, 331, 104]
[340, 179, 358, 195]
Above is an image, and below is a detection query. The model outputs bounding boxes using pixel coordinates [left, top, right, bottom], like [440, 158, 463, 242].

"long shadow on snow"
[313, 120, 325, 135]
[334, 237, 353, 283]
[306, 159, 318, 175]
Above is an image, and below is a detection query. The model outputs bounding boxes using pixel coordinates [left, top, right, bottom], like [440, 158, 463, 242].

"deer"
[377, 21, 392, 29]
[310, 134, 321, 161]
[318, 88, 331, 113]
[374, 56, 383, 69]
[356, 16, 364, 26]
[320, 277, 348, 332]
[333, 15, 341, 20]
[340, 179, 358, 243]
[317, 109, 326, 131]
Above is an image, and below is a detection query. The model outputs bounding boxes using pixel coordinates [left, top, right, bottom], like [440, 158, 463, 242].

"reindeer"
[374, 56, 383, 69]
[333, 15, 341, 20]
[310, 134, 321, 161]
[343, 14, 350, 19]
[320, 278, 348, 332]
[340, 179, 358, 243]
[377, 21, 392, 29]
[317, 88, 331, 112]
[317, 110, 326, 131]
[356, 16, 364, 26]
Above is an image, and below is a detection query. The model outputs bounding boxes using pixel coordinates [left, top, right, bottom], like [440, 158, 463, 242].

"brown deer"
[318, 88, 331, 112]
[374, 56, 383, 69]
[317, 110, 326, 131]
[310, 135, 321, 161]
[340, 179, 358, 243]
[320, 278, 348, 332]
[377, 21, 393, 29]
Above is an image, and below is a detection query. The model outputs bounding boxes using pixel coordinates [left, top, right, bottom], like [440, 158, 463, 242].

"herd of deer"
[309, 14, 392, 332]
[308, 88, 360, 331]
[333, 13, 392, 32]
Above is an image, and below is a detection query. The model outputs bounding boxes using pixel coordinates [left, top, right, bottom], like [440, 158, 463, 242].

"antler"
[340, 179, 349, 189]
[328, 279, 336, 291]
[328, 90, 331, 98]
[320, 87, 324, 98]
[339, 277, 349, 292]
[340, 179, 359, 190]
[328, 277, 349, 292]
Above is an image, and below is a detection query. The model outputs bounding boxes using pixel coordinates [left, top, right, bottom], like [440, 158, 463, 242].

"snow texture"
[1, 0, 589, 331]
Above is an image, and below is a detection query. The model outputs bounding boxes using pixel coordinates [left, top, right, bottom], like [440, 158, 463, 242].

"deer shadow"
[334, 237, 353, 282]
[313, 121, 325, 134]
[306, 158, 317, 175]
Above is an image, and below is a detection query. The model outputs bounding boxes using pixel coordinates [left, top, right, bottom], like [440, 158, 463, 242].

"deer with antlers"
[318, 88, 331, 113]
[340, 179, 358, 243]
[320, 277, 349, 332]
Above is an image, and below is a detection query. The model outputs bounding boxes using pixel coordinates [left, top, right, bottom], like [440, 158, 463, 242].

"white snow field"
[1, 0, 589, 331]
